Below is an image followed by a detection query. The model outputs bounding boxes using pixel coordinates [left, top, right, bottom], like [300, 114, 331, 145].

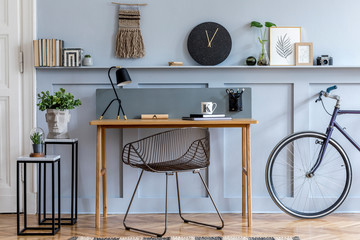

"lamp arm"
[108, 66, 120, 100]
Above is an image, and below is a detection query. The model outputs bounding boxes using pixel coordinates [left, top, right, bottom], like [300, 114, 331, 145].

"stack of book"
[33, 39, 64, 67]
[182, 114, 232, 121]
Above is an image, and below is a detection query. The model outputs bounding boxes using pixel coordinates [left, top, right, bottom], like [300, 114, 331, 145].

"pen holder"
[226, 88, 244, 112]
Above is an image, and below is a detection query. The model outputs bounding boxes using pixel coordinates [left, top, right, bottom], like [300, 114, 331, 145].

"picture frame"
[269, 27, 301, 66]
[295, 42, 313, 66]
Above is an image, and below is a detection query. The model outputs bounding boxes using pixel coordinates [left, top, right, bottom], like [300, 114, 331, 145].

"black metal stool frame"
[17, 158, 61, 235]
[39, 140, 78, 225]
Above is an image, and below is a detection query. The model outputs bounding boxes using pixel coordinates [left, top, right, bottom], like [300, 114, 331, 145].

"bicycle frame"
[309, 106, 360, 174]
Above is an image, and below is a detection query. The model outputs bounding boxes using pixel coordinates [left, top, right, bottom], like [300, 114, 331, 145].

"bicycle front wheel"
[266, 131, 352, 218]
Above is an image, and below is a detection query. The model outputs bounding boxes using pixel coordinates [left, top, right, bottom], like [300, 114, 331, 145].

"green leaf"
[265, 22, 276, 28]
[250, 21, 263, 28]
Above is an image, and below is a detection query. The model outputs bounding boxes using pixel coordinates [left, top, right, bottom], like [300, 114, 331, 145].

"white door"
[0, 0, 22, 212]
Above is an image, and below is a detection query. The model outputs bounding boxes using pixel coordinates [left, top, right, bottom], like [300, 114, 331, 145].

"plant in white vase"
[37, 88, 81, 139]
[83, 54, 93, 66]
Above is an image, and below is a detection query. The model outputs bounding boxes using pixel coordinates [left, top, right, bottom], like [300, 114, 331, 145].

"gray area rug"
[69, 236, 300, 240]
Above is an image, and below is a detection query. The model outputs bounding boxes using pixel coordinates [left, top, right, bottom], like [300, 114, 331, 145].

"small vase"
[257, 44, 269, 66]
[83, 57, 93, 66]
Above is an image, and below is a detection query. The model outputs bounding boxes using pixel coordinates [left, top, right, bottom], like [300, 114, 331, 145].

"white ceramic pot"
[83, 57, 93, 66]
[45, 109, 71, 139]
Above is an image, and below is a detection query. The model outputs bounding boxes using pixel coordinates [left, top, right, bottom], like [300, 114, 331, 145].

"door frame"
[20, 0, 37, 213]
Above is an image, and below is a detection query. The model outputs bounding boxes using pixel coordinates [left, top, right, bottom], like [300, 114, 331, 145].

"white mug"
[201, 102, 217, 114]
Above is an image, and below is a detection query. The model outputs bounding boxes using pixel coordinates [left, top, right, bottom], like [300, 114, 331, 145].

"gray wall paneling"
[37, 68, 360, 214]
[36, 0, 360, 213]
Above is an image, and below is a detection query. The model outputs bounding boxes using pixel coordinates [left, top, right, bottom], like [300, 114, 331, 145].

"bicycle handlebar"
[326, 85, 337, 93]
[315, 85, 340, 106]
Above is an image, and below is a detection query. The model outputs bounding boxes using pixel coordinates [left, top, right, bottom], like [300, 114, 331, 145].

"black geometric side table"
[17, 155, 61, 236]
[40, 138, 78, 225]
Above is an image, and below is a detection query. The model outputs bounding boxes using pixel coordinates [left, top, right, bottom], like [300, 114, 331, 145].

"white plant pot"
[45, 109, 71, 139]
[83, 57, 93, 66]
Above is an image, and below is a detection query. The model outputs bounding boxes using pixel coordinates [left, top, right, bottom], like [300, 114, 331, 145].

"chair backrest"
[122, 128, 210, 172]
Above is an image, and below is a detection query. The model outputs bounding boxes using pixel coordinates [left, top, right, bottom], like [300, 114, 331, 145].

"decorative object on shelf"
[30, 127, 45, 157]
[295, 42, 313, 66]
[316, 55, 333, 66]
[99, 66, 132, 120]
[187, 22, 232, 65]
[250, 21, 276, 66]
[83, 54, 93, 66]
[168, 61, 184, 66]
[246, 56, 257, 66]
[114, 4, 145, 58]
[63, 48, 83, 67]
[37, 88, 82, 139]
[269, 27, 301, 66]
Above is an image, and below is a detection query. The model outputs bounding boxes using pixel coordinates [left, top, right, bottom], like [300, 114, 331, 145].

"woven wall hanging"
[115, 8, 145, 58]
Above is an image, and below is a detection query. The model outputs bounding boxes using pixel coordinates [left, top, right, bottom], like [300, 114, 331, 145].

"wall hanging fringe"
[115, 7, 145, 58]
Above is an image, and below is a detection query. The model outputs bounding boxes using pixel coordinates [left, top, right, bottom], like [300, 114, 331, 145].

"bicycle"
[265, 85, 356, 218]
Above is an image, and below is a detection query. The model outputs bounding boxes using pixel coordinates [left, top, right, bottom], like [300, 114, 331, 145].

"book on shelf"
[46, 39, 50, 67]
[59, 40, 64, 66]
[182, 116, 232, 121]
[42, 39, 46, 67]
[39, 39, 42, 66]
[52, 39, 56, 67]
[33, 40, 39, 67]
[190, 113, 226, 118]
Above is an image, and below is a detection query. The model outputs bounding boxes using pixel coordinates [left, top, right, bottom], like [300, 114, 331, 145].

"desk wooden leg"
[242, 127, 247, 218]
[101, 128, 107, 218]
[246, 125, 252, 227]
[96, 126, 102, 229]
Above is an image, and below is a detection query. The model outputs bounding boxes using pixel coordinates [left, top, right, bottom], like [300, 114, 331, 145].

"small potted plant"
[250, 21, 276, 66]
[83, 54, 93, 66]
[30, 127, 45, 155]
[37, 88, 82, 139]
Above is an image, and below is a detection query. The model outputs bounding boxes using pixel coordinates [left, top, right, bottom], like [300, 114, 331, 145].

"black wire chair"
[122, 128, 224, 237]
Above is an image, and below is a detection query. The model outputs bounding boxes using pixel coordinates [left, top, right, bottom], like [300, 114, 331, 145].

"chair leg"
[176, 171, 224, 230]
[123, 170, 169, 237]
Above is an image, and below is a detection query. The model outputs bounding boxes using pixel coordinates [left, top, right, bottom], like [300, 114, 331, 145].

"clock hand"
[205, 30, 211, 47]
[208, 28, 219, 47]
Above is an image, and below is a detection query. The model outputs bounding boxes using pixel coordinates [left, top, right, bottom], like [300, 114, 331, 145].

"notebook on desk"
[182, 116, 232, 121]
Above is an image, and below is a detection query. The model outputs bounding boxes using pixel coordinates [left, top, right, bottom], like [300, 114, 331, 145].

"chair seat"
[133, 157, 209, 172]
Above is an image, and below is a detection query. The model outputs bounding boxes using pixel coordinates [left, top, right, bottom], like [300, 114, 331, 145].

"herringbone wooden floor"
[1, 213, 360, 240]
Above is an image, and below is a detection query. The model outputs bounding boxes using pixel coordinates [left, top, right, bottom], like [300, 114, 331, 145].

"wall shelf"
[35, 65, 360, 70]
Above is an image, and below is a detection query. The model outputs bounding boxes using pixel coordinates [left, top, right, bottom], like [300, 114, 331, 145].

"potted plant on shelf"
[83, 54, 93, 66]
[30, 127, 45, 156]
[250, 21, 276, 66]
[37, 88, 82, 139]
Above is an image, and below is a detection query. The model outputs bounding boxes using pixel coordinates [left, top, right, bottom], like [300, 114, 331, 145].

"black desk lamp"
[99, 66, 132, 120]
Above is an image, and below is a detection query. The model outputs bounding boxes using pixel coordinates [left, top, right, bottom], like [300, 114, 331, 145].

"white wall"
[36, 0, 360, 214]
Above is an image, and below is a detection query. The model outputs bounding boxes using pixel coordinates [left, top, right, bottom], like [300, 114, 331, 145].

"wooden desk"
[89, 119, 258, 229]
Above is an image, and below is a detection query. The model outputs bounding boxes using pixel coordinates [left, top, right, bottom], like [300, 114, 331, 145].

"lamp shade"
[116, 68, 132, 86]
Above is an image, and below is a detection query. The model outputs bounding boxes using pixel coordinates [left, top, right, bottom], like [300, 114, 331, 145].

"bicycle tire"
[266, 131, 352, 218]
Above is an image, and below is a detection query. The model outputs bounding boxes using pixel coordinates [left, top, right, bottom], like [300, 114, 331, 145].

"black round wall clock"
[187, 22, 232, 66]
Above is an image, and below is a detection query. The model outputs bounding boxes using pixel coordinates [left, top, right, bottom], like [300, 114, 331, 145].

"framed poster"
[269, 27, 301, 66]
[295, 42, 313, 66]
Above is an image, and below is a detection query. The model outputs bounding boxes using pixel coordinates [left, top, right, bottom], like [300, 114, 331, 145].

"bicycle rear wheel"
[266, 131, 352, 218]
